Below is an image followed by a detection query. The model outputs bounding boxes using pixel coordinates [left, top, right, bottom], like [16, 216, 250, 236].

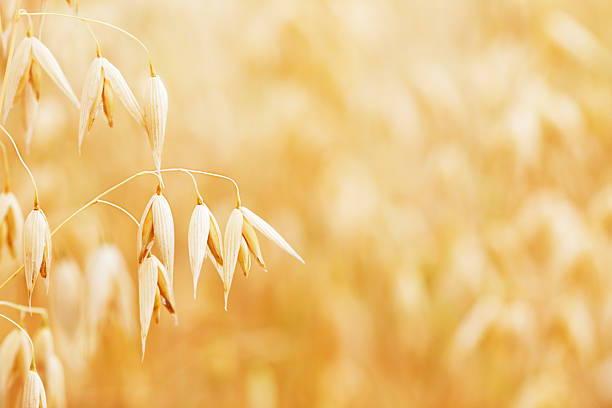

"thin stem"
[0, 125, 39, 206]
[95, 199, 139, 226]
[21, 11, 155, 73]
[37, 0, 48, 39]
[0, 1, 22, 116]
[181, 169, 241, 207]
[0, 140, 10, 191]
[178, 169, 203, 203]
[0, 301, 48, 319]
[0, 312, 35, 368]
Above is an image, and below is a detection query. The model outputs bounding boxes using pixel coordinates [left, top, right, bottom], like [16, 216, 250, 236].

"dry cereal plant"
[0, 1, 304, 406]
[3, 0, 612, 407]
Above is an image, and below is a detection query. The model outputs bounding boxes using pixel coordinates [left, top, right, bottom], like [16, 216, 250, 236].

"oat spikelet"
[23, 208, 52, 304]
[78, 56, 145, 151]
[240, 206, 304, 264]
[77, 58, 104, 152]
[138, 255, 158, 360]
[137, 190, 175, 284]
[143, 75, 168, 170]
[152, 255, 177, 319]
[238, 237, 251, 277]
[222, 209, 243, 310]
[1, 37, 33, 123]
[2, 36, 78, 124]
[241, 218, 265, 269]
[188, 201, 223, 297]
[20, 370, 46, 408]
[0, 191, 24, 259]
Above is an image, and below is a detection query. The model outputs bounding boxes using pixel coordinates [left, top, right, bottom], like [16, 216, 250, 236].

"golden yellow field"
[1, 0, 612, 406]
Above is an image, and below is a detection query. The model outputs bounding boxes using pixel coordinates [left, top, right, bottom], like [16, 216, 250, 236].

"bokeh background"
[2, 0, 612, 406]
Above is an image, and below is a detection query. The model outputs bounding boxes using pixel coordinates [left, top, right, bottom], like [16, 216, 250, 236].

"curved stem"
[0, 312, 35, 368]
[21, 11, 155, 72]
[95, 199, 139, 226]
[0, 301, 48, 319]
[0, 1, 22, 117]
[0, 125, 39, 206]
[181, 169, 241, 207]
[0, 141, 10, 191]
[178, 169, 202, 203]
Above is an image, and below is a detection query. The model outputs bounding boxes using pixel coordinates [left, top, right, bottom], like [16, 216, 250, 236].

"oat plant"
[0, 2, 303, 407]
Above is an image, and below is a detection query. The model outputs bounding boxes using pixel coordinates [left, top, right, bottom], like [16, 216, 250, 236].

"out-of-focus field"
[2, 0, 612, 406]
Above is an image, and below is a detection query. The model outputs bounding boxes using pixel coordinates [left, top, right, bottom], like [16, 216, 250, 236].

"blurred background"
[2, 0, 612, 406]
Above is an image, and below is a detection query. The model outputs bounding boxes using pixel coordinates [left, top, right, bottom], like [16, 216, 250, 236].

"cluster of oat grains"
[0, 1, 303, 407]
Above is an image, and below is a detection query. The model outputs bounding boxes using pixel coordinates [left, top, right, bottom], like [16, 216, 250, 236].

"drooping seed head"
[137, 191, 175, 284]
[143, 75, 168, 170]
[23, 208, 52, 304]
[188, 202, 219, 298]
[78, 57, 103, 152]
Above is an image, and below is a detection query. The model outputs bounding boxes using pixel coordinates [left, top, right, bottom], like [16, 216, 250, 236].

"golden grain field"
[1, 0, 612, 407]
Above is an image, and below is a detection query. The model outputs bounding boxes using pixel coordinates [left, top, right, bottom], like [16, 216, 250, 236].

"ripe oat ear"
[24, 83, 39, 151]
[101, 58, 144, 127]
[241, 218, 265, 269]
[151, 193, 175, 285]
[143, 75, 168, 170]
[188, 204, 210, 298]
[23, 208, 51, 304]
[222, 209, 243, 310]
[240, 206, 304, 264]
[31, 37, 79, 108]
[138, 256, 158, 360]
[78, 58, 103, 153]
[1, 37, 33, 123]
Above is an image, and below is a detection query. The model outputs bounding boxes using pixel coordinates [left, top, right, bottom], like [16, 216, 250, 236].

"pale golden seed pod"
[138, 255, 158, 360]
[208, 213, 224, 267]
[101, 58, 143, 126]
[20, 370, 47, 408]
[3, 36, 78, 123]
[143, 75, 168, 170]
[239, 206, 304, 264]
[137, 191, 175, 284]
[153, 287, 161, 325]
[29, 58, 41, 101]
[23, 208, 52, 304]
[238, 237, 251, 277]
[188, 203, 210, 298]
[78, 57, 103, 152]
[241, 218, 265, 268]
[102, 78, 114, 127]
[222, 209, 243, 310]
[0, 191, 24, 259]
